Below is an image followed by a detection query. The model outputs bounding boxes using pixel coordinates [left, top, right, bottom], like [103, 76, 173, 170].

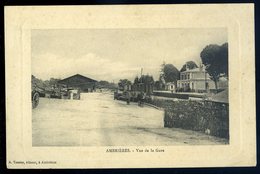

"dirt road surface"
[32, 92, 228, 146]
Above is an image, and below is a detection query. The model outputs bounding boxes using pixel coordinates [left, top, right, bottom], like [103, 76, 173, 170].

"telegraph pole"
[204, 65, 208, 93]
[141, 68, 143, 92]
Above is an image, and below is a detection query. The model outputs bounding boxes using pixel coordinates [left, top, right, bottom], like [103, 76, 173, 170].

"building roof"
[209, 89, 229, 104]
[58, 74, 97, 85]
[181, 67, 206, 73]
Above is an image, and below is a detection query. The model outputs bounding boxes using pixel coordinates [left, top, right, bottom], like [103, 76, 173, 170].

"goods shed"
[58, 74, 97, 92]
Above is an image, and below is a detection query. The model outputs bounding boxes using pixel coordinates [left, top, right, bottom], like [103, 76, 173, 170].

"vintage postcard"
[5, 4, 255, 168]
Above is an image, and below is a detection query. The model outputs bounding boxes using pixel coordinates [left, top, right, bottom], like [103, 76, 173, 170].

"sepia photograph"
[5, 4, 255, 168]
[31, 28, 229, 146]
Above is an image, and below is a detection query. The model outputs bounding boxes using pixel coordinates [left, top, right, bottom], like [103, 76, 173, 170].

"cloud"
[31, 29, 227, 82]
[32, 52, 143, 82]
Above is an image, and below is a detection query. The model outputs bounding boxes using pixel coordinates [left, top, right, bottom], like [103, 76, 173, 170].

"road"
[32, 92, 228, 146]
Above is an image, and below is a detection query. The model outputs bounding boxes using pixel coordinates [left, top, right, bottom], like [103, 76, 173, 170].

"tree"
[98, 80, 110, 86]
[200, 42, 228, 89]
[139, 75, 154, 84]
[118, 79, 132, 89]
[31, 75, 45, 89]
[154, 80, 160, 90]
[219, 43, 228, 77]
[160, 63, 180, 86]
[180, 61, 198, 72]
[134, 76, 139, 85]
[159, 62, 166, 83]
[49, 78, 61, 86]
[138, 75, 154, 94]
[96, 80, 117, 89]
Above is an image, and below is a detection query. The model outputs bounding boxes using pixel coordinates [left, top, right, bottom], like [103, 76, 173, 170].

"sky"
[31, 28, 227, 83]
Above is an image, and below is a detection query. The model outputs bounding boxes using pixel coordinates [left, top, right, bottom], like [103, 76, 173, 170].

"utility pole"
[141, 68, 143, 92]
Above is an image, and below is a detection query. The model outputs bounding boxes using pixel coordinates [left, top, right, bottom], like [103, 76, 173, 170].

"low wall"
[153, 91, 189, 99]
[145, 98, 229, 139]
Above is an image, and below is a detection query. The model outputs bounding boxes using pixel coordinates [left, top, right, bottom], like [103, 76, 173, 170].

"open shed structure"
[58, 74, 97, 92]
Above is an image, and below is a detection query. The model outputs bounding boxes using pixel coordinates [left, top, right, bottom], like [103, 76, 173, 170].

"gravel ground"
[32, 92, 228, 146]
